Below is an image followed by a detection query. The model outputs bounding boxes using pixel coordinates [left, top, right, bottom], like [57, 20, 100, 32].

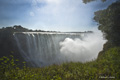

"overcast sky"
[0, 0, 116, 31]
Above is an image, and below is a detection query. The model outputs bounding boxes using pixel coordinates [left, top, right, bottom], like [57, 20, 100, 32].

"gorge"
[13, 31, 106, 67]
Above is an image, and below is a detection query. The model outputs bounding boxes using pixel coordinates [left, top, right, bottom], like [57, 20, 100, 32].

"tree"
[94, 1, 120, 49]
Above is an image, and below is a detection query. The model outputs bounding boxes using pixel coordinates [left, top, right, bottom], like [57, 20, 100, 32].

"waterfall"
[13, 32, 105, 67]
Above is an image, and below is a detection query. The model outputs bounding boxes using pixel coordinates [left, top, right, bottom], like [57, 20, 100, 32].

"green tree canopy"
[94, 1, 120, 47]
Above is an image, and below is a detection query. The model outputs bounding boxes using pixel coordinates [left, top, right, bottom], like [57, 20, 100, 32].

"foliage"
[94, 1, 120, 47]
[0, 47, 120, 80]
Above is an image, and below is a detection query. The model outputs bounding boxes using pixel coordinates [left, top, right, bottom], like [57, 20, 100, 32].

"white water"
[14, 32, 106, 67]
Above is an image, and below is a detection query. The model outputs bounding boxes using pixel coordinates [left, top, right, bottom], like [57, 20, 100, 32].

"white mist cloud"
[59, 31, 107, 62]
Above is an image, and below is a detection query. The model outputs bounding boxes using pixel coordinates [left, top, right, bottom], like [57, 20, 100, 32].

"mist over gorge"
[60, 31, 106, 62]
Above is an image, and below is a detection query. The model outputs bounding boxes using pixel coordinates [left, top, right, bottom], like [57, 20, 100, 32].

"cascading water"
[13, 32, 106, 67]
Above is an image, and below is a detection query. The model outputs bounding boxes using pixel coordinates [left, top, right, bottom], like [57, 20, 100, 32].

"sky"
[0, 0, 116, 31]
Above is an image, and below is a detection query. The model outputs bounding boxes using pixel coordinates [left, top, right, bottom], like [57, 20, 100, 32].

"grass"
[0, 47, 120, 80]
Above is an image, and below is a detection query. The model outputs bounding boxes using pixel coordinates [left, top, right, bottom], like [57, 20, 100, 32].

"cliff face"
[0, 26, 30, 64]
[94, 1, 120, 57]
